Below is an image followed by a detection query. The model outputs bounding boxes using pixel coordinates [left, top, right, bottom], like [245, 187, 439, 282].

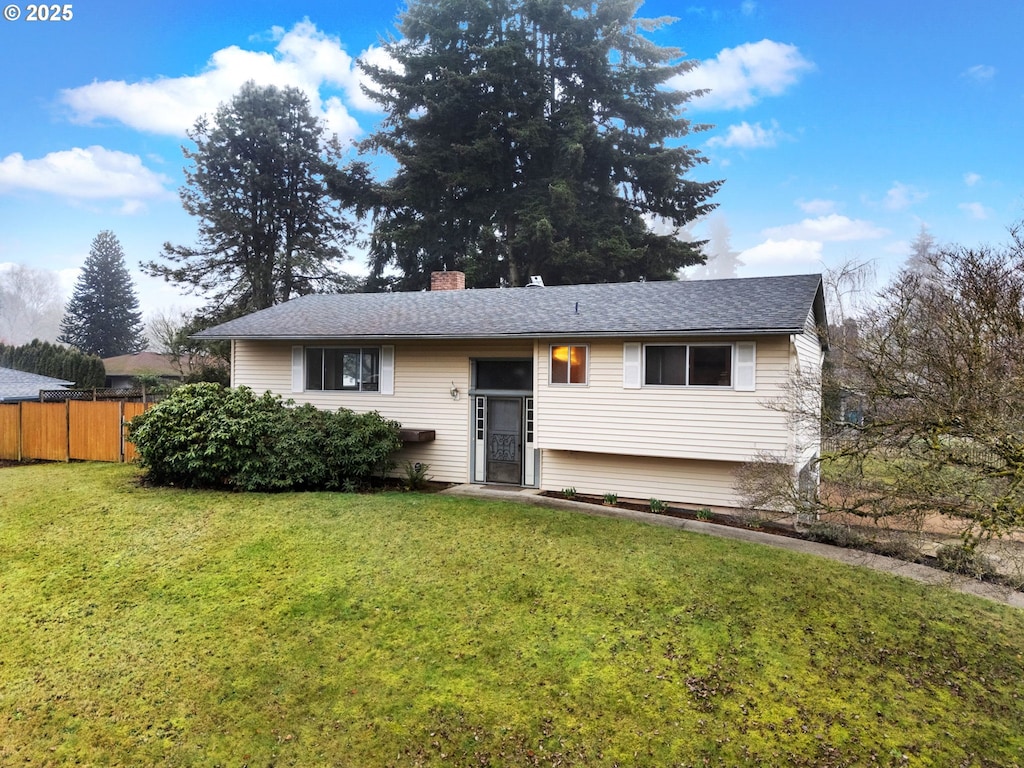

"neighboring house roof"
[102, 351, 182, 378]
[195, 274, 828, 345]
[0, 366, 73, 402]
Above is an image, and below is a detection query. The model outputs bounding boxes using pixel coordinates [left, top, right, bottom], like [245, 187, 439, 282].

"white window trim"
[379, 345, 395, 395]
[291, 345, 304, 393]
[638, 342, 756, 390]
[291, 344, 393, 394]
[734, 341, 756, 391]
[548, 343, 589, 386]
[623, 342, 642, 389]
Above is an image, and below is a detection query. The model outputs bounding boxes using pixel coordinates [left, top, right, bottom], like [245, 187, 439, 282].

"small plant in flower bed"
[649, 498, 667, 513]
[936, 543, 998, 579]
[403, 461, 432, 491]
[696, 507, 713, 520]
[803, 521, 869, 549]
[561, 487, 577, 499]
[603, 492, 618, 505]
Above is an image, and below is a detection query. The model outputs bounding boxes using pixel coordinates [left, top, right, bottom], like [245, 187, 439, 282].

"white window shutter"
[735, 342, 756, 391]
[291, 346, 304, 393]
[380, 345, 395, 395]
[623, 342, 642, 389]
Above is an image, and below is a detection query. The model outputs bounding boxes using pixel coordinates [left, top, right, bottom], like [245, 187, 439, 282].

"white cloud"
[883, 181, 927, 211]
[959, 202, 990, 220]
[762, 214, 887, 242]
[57, 268, 82, 297]
[352, 44, 403, 112]
[0, 146, 171, 201]
[964, 172, 981, 187]
[706, 120, 785, 149]
[797, 199, 837, 215]
[962, 64, 996, 84]
[672, 39, 814, 110]
[118, 199, 148, 216]
[60, 20, 377, 142]
[739, 238, 822, 268]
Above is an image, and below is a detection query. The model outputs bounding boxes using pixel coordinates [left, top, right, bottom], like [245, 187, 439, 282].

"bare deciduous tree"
[0, 264, 64, 345]
[742, 226, 1024, 547]
[144, 307, 229, 385]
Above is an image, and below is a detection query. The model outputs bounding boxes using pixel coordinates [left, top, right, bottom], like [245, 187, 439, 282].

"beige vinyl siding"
[534, 337, 794, 463]
[791, 308, 826, 468]
[232, 339, 533, 484]
[541, 450, 743, 509]
[232, 340, 292, 393]
[793, 306, 825, 375]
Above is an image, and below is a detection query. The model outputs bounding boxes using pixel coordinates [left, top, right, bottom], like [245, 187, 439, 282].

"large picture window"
[645, 345, 732, 387]
[305, 347, 380, 391]
[550, 345, 588, 385]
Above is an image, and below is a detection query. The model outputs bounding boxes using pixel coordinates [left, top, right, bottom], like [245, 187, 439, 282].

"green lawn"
[2, 463, 1023, 767]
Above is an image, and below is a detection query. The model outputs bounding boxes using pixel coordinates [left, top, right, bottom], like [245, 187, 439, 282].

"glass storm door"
[486, 397, 522, 484]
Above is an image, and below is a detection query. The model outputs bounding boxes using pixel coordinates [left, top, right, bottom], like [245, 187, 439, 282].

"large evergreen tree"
[903, 224, 940, 279]
[58, 230, 145, 358]
[145, 81, 367, 320]
[361, 0, 720, 290]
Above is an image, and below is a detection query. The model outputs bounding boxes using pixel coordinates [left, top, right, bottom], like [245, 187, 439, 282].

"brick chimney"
[430, 271, 466, 291]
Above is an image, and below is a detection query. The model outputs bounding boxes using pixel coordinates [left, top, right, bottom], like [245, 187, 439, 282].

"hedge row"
[0, 339, 105, 388]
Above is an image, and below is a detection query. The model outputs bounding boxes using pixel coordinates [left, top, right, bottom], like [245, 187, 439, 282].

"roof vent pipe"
[527, 275, 545, 288]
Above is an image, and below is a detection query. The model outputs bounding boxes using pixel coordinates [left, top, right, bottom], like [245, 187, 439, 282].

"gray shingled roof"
[195, 274, 827, 342]
[0, 367, 73, 402]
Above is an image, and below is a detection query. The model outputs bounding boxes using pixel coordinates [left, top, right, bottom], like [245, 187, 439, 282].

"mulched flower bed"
[538, 491, 805, 539]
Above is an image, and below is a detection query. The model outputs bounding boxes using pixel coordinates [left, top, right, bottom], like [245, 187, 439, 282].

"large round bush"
[127, 383, 402, 491]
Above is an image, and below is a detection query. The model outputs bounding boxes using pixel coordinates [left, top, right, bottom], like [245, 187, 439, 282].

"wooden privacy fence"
[0, 401, 153, 463]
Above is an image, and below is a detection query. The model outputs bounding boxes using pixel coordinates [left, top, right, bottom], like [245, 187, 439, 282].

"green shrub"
[935, 543, 997, 579]
[402, 461, 431, 491]
[868, 536, 920, 562]
[803, 521, 869, 549]
[128, 383, 402, 491]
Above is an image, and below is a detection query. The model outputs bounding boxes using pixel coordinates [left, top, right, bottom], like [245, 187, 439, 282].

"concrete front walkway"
[442, 483, 1024, 610]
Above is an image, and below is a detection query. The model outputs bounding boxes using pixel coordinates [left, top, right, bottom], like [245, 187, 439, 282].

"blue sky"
[1, 0, 1022, 318]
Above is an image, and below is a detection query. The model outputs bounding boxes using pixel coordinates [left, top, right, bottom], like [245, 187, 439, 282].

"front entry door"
[486, 397, 522, 484]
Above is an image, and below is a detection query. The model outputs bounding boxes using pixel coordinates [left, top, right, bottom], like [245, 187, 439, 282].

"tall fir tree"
[904, 224, 940, 280]
[145, 82, 367, 321]
[58, 230, 146, 358]
[361, 0, 720, 290]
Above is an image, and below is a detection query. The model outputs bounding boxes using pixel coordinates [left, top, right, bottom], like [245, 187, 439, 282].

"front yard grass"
[2, 462, 1023, 767]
